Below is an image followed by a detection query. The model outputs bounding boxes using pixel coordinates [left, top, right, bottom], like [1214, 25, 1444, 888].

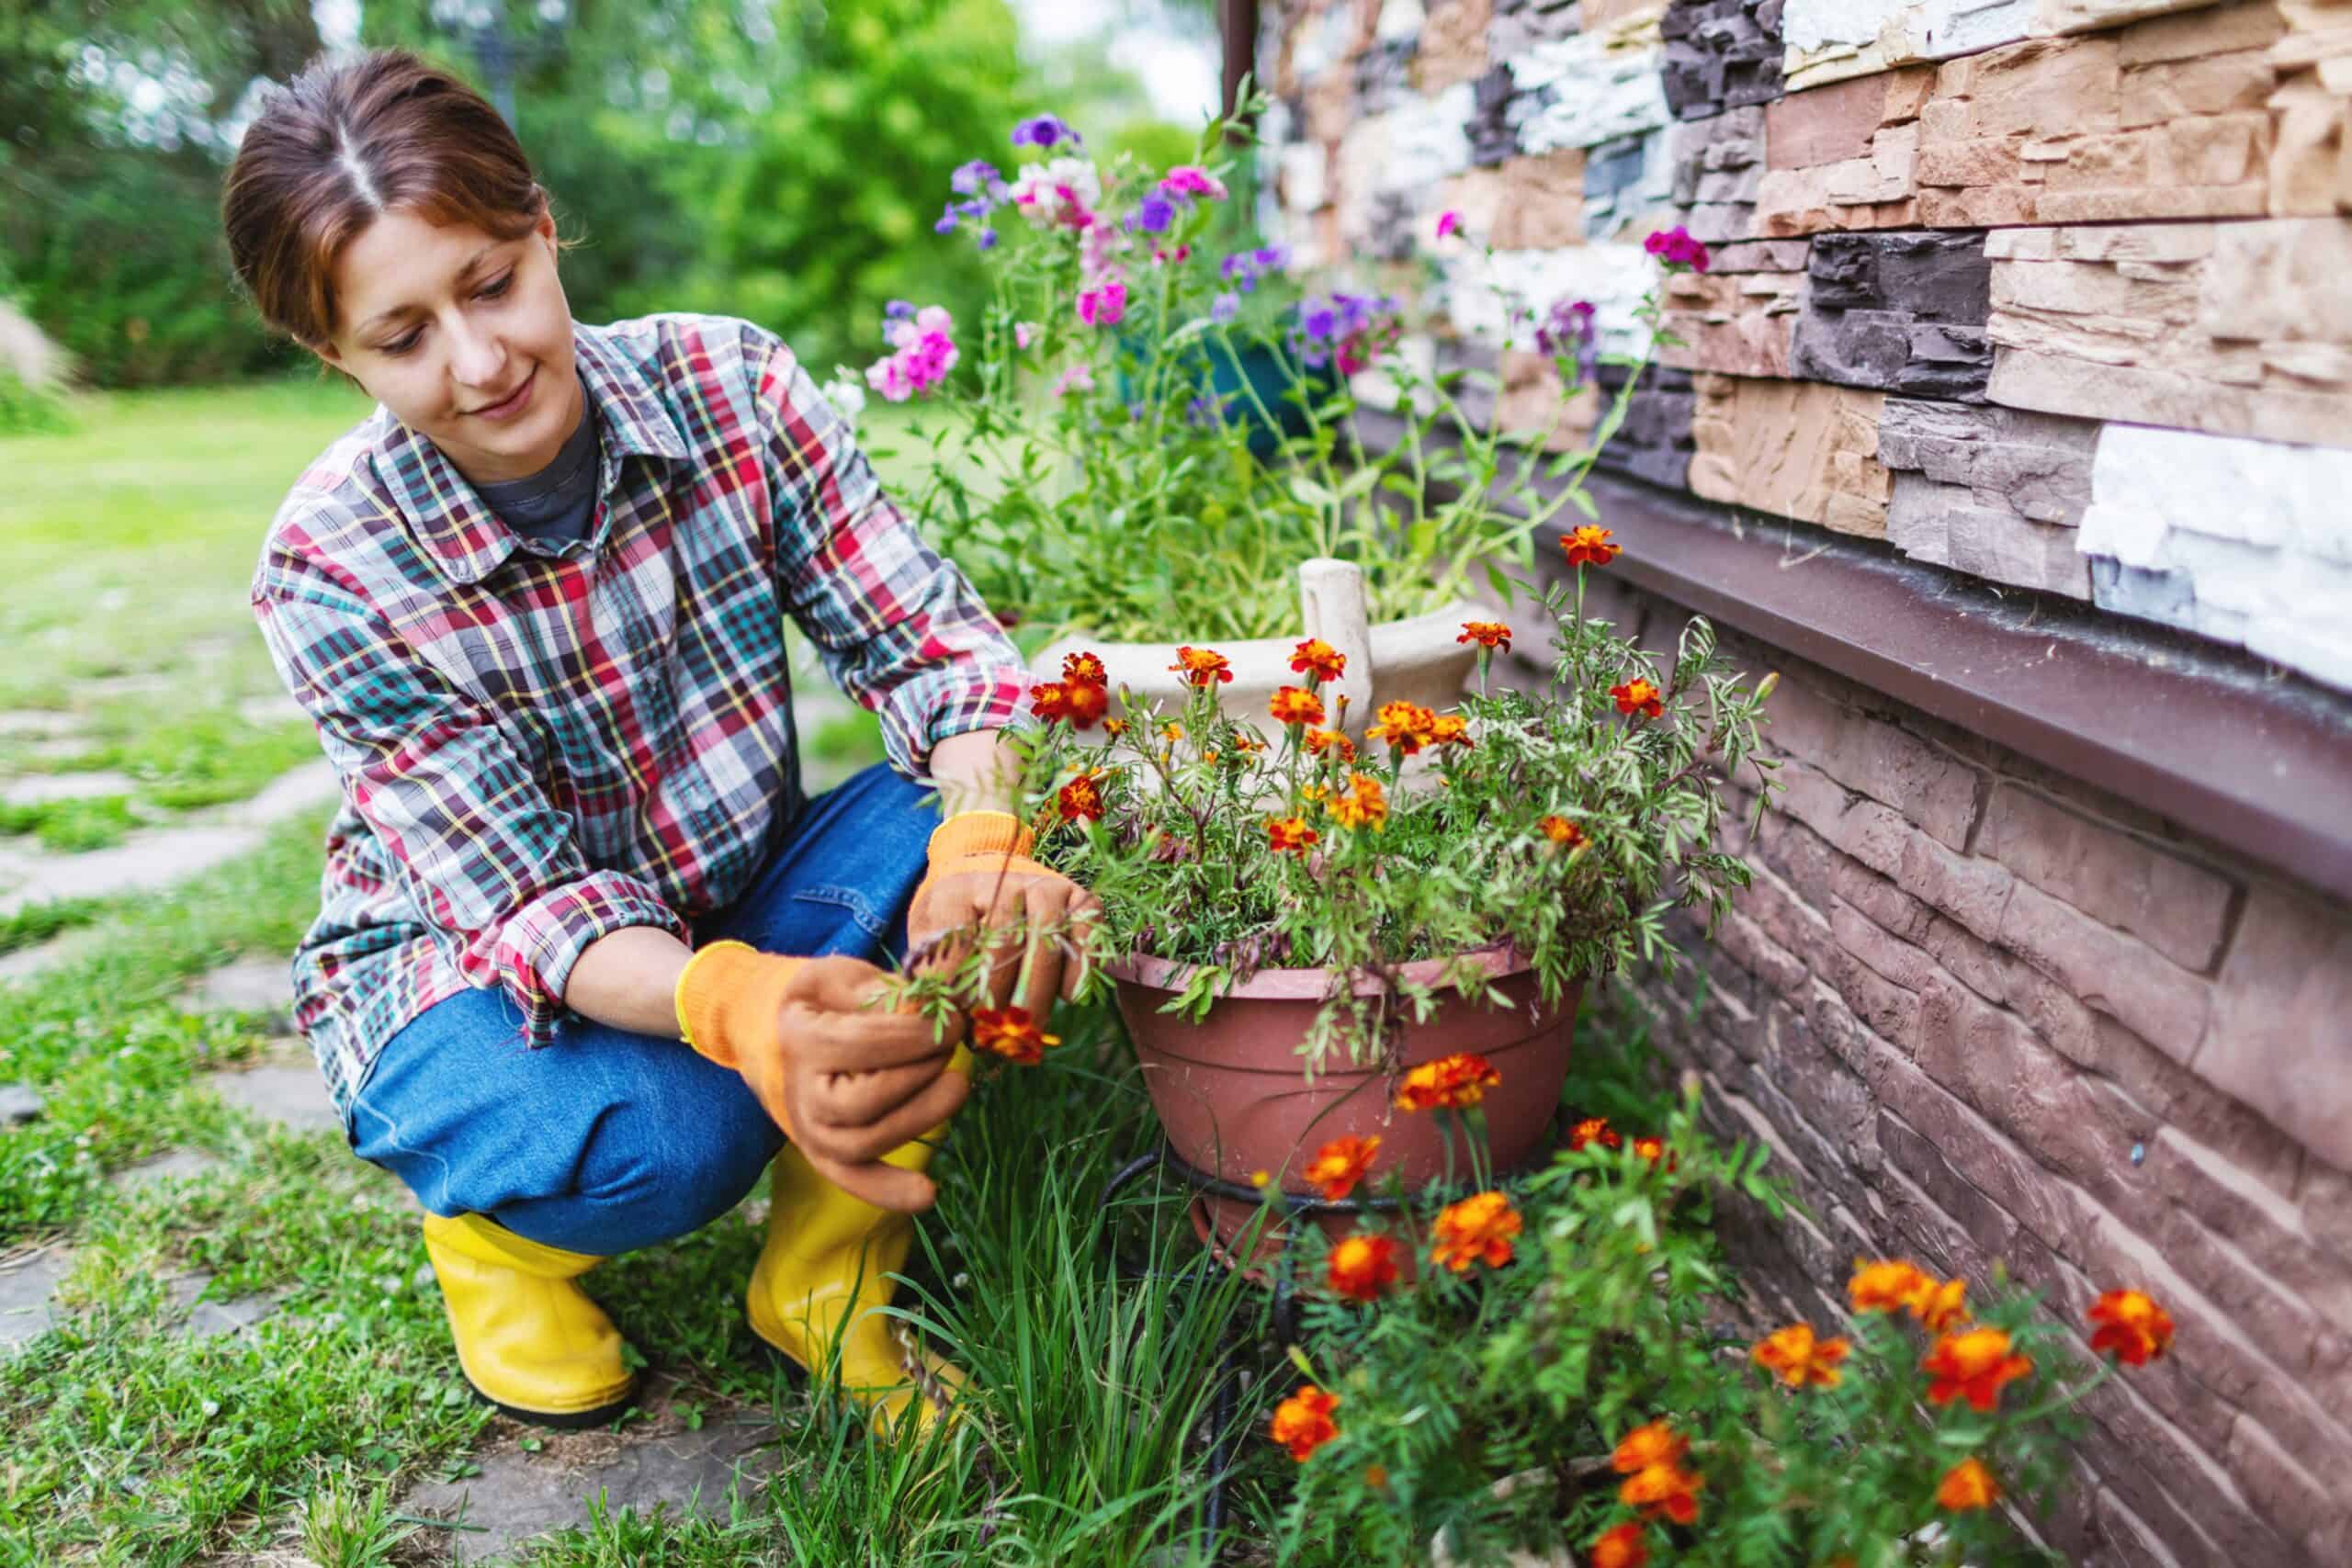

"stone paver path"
[0, 1246, 73, 1350]
[203, 1038, 339, 1137]
[401, 1412, 780, 1562]
[0, 770, 136, 807]
[183, 957, 295, 1028]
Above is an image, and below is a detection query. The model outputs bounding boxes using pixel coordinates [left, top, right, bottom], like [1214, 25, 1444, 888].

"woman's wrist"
[928, 727, 1022, 819]
[564, 925, 697, 1039]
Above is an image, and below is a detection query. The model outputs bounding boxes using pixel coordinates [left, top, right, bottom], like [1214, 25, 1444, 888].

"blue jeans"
[349, 762, 934, 1256]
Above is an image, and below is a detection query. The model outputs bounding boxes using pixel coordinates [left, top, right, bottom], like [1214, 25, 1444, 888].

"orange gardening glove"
[906, 810, 1099, 1020]
[674, 942, 967, 1211]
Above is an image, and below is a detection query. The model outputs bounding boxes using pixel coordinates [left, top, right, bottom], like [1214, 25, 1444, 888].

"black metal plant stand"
[1096, 1142, 1411, 1562]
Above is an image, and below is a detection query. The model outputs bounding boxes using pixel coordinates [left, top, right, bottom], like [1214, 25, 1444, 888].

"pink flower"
[1014, 321, 1041, 349]
[1159, 165, 1228, 201]
[1435, 209, 1462, 241]
[1078, 278, 1128, 327]
[1052, 362, 1094, 398]
[1644, 225, 1712, 273]
[862, 305, 959, 401]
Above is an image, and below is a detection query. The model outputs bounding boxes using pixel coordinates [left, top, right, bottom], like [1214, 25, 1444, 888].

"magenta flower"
[1644, 225, 1712, 273]
[863, 305, 958, 402]
[1051, 362, 1095, 398]
[1078, 278, 1128, 328]
[1435, 209, 1463, 241]
[1159, 165, 1228, 201]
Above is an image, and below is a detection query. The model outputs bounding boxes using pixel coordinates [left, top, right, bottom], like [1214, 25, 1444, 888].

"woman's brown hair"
[222, 49, 565, 350]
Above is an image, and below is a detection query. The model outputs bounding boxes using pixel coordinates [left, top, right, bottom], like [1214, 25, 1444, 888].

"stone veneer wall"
[1261, 3, 2352, 1564]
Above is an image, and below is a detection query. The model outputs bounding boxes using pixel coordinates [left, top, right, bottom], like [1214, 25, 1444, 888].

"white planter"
[1030, 559, 1490, 742]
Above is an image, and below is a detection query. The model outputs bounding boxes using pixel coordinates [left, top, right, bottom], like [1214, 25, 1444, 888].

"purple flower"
[1210, 291, 1239, 323]
[1535, 298, 1599, 387]
[951, 159, 1000, 196]
[1185, 393, 1225, 428]
[978, 227, 999, 251]
[885, 299, 917, 322]
[1293, 291, 1397, 374]
[1127, 192, 1178, 234]
[933, 202, 960, 235]
[1217, 244, 1290, 296]
[1012, 114, 1081, 150]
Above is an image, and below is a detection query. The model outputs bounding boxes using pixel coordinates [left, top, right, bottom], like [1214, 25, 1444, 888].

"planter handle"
[1296, 558, 1374, 733]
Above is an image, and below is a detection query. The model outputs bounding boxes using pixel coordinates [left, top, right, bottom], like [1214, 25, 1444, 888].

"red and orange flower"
[971, 1005, 1060, 1065]
[1568, 1116, 1623, 1152]
[1611, 1421, 1688, 1476]
[1290, 637, 1347, 684]
[1751, 1323, 1850, 1389]
[1029, 681, 1072, 722]
[1849, 1259, 1968, 1333]
[2087, 1289, 2175, 1367]
[1304, 728, 1356, 763]
[1589, 1522, 1648, 1568]
[1063, 679, 1108, 729]
[1539, 814, 1586, 847]
[1062, 650, 1108, 687]
[1329, 772, 1388, 831]
[1611, 678, 1664, 719]
[1562, 525, 1623, 568]
[1431, 1190, 1522, 1272]
[1057, 770, 1106, 823]
[1631, 1135, 1678, 1172]
[1266, 815, 1319, 855]
[1456, 620, 1512, 653]
[1612, 1423, 1703, 1525]
[1270, 1384, 1340, 1461]
[1303, 1134, 1380, 1201]
[1430, 714, 1473, 749]
[1170, 645, 1234, 687]
[1327, 1232, 1403, 1302]
[1936, 1456, 1998, 1512]
[1922, 1326, 2033, 1412]
[1395, 1051, 1502, 1112]
[1269, 685, 1326, 728]
[1367, 700, 1440, 756]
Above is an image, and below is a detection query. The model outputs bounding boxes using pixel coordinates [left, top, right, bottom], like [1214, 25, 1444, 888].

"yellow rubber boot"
[421, 1212, 636, 1427]
[748, 1046, 971, 1435]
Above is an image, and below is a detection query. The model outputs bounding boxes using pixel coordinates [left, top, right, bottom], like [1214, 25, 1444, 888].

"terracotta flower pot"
[1108, 944, 1582, 1261]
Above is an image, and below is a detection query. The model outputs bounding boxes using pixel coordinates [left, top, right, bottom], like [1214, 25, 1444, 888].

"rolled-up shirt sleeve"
[253, 567, 685, 1046]
[749, 331, 1033, 777]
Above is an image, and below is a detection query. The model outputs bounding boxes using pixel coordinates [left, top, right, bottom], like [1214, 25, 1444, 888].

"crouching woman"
[222, 49, 1090, 1430]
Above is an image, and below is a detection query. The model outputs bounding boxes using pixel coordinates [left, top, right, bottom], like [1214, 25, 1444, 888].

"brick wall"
[1261, 2, 2352, 1562]
[1260, 0, 2352, 689]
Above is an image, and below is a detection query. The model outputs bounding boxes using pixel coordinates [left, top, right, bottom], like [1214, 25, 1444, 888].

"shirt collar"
[377, 319, 694, 588]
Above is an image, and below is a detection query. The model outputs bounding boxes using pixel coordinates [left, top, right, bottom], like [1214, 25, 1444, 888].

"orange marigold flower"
[1568, 1116, 1623, 1152]
[1267, 815, 1319, 855]
[1849, 1258, 1935, 1315]
[1632, 1135, 1678, 1172]
[1304, 728, 1356, 763]
[1290, 637, 1347, 684]
[1248, 1168, 1272, 1189]
[1363, 1464, 1389, 1491]
[1327, 1232, 1403, 1303]
[1029, 681, 1071, 722]
[1395, 1051, 1502, 1112]
[1611, 1421, 1689, 1475]
[1752, 1324, 1850, 1389]
[1329, 772, 1388, 831]
[2088, 1289, 2176, 1367]
[1062, 650, 1108, 687]
[1231, 734, 1266, 756]
[1431, 1190, 1522, 1273]
[1063, 679, 1108, 729]
[1589, 1522, 1648, 1568]
[1367, 700, 1440, 755]
[1923, 1327, 2033, 1412]
[1103, 716, 1130, 738]
[1936, 1456, 1999, 1512]
[1611, 678, 1664, 719]
[1299, 782, 1333, 809]
[1430, 714, 1473, 748]
[1562, 525, 1623, 568]
[1916, 1276, 1969, 1334]
[1170, 645, 1233, 687]
[1457, 620, 1513, 653]
[1269, 685, 1326, 727]
[1620, 1462, 1703, 1526]
[1057, 771, 1106, 823]
[1539, 814, 1585, 847]
[970, 1005, 1061, 1066]
[1270, 1384, 1340, 1461]
[1303, 1134, 1380, 1201]
[1160, 721, 1184, 742]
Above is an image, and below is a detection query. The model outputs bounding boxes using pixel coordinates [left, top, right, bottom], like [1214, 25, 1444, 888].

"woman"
[223, 49, 1091, 1432]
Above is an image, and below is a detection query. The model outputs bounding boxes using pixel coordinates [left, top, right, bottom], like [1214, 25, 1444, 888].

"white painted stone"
[1368, 83, 1476, 196]
[1509, 37, 1670, 154]
[1293, 6, 1356, 81]
[1279, 140, 1328, 213]
[1377, 0, 1427, 41]
[1442, 244, 1660, 356]
[1582, 130, 1677, 243]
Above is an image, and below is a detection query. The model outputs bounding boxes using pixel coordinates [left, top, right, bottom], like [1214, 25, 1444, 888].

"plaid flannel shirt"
[251, 312, 1028, 1117]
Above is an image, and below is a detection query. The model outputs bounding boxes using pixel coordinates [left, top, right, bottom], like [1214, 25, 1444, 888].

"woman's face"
[316, 206, 582, 485]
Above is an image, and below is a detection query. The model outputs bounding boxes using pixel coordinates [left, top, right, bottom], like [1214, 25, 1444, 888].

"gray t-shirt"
[474, 373, 601, 547]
